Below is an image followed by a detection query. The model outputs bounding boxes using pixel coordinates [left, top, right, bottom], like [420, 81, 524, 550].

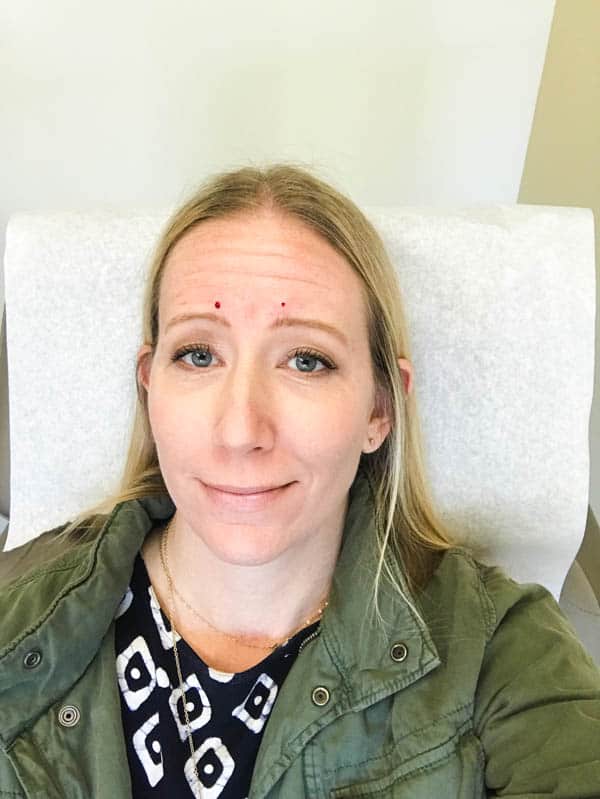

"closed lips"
[206, 483, 290, 495]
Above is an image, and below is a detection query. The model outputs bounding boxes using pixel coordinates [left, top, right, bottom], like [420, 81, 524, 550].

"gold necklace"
[158, 518, 329, 650]
[157, 516, 329, 795]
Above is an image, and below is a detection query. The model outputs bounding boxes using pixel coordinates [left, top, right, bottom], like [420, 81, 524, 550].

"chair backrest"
[3, 205, 596, 600]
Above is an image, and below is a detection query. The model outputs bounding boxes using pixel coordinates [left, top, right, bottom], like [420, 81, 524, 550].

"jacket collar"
[0, 468, 440, 746]
[322, 470, 440, 704]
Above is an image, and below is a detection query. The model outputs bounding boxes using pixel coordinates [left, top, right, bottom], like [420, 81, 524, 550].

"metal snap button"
[311, 686, 330, 707]
[23, 650, 42, 669]
[58, 705, 80, 727]
[390, 642, 408, 662]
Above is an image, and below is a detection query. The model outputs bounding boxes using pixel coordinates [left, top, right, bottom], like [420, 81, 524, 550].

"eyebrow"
[164, 312, 348, 346]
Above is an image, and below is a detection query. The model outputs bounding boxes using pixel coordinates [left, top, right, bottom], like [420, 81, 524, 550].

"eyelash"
[171, 343, 337, 374]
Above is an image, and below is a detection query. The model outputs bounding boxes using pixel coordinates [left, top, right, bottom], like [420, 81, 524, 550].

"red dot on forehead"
[214, 300, 286, 308]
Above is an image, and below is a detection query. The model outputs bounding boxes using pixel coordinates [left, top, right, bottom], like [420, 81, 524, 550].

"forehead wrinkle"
[169, 247, 326, 269]
[176, 246, 303, 257]
[168, 248, 348, 277]
[172, 235, 329, 254]
[168, 269, 339, 292]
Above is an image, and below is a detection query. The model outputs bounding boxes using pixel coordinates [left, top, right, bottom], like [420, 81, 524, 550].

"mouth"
[204, 482, 293, 495]
[199, 480, 295, 510]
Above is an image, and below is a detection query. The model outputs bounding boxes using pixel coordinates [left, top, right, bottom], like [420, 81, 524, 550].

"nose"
[213, 360, 275, 453]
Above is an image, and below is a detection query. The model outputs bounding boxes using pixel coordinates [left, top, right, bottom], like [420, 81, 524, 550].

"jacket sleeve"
[473, 563, 600, 798]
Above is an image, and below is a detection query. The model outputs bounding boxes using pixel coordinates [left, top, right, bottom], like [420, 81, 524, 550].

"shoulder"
[434, 557, 600, 794]
[0, 519, 105, 665]
[421, 546, 600, 792]
[420, 544, 569, 643]
[0, 516, 107, 589]
[417, 546, 495, 639]
[416, 544, 600, 680]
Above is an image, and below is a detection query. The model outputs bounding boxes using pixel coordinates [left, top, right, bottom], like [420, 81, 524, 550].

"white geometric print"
[232, 673, 278, 733]
[156, 666, 170, 689]
[116, 635, 160, 711]
[132, 712, 163, 787]
[115, 587, 133, 618]
[148, 585, 181, 650]
[184, 736, 234, 799]
[169, 672, 212, 741]
[208, 667, 235, 683]
[116, 557, 298, 797]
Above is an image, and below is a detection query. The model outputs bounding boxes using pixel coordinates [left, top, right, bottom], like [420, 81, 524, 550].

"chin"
[204, 528, 293, 566]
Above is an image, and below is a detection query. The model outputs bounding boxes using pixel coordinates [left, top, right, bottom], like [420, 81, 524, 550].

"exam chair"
[2, 204, 598, 665]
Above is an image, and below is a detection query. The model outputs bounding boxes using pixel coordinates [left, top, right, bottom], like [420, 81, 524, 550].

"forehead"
[160, 210, 368, 324]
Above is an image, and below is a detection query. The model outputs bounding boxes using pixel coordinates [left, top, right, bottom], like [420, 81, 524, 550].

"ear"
[364, 357, 413, 452]
[137, 344, 154, 392]
[398, 358, 413, 396]
[364, 383, 392, 453]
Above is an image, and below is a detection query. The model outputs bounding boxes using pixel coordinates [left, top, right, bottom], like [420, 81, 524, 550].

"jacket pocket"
[328, 729, 485, 799]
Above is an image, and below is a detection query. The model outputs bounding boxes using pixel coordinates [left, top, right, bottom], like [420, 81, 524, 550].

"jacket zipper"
[298, 626, 321, 654]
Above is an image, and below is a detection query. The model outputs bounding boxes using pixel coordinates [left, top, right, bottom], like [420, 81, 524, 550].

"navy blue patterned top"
[114, 550, 319, 798]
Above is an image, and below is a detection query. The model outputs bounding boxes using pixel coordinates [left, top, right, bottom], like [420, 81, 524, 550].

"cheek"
[145, 382, 368, 456]
[146, 387, 189, 450]
[294, 398, 367, 456]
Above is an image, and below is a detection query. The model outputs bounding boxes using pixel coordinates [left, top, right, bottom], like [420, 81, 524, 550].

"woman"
[1, 164, 599, 798]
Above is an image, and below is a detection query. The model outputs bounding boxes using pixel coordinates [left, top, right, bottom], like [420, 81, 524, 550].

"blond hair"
[58, 163, 454, 627]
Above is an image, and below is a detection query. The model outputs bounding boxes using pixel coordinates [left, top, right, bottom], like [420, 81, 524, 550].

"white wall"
[0, 0, 557, 516]
[2, 0, 554, 212]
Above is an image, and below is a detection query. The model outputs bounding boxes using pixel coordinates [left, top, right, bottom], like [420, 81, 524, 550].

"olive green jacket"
[1, 471, 600, 798]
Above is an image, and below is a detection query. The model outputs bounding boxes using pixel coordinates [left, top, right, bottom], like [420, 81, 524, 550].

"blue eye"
[171, 345, 336, 374]
[175, 346, 214, 368]
[288, 348, 334, 373]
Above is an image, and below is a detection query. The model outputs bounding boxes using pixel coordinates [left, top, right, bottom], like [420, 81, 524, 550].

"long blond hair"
[58, 163, 454, 625]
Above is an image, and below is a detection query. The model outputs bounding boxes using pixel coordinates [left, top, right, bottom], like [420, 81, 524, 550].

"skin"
[137, 208, 413, 671]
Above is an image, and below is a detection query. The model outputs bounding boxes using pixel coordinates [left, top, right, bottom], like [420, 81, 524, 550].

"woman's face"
[137, 209, 392, 567]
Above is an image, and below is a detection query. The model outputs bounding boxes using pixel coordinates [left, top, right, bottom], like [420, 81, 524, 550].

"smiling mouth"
[203, 482, 292, 495]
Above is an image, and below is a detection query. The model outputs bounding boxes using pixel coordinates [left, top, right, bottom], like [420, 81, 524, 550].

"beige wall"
[519, 0, 600, 518]
[0, 310, 8, 523]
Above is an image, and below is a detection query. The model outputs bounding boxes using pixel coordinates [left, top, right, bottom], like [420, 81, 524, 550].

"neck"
[148, 509, 346, 647]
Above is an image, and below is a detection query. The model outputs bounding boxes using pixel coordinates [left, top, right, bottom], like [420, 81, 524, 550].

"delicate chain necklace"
[157, 517, 329, 795]
[158, 518, 329, 650]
